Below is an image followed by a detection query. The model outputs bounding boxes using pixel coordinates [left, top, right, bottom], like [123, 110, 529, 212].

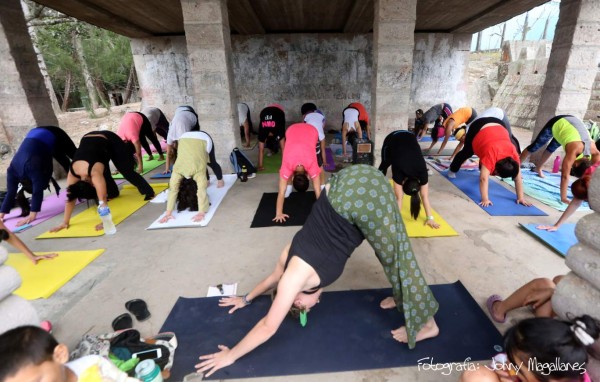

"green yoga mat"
[112, 155, 165, 179]
[261, 152, 282, 174]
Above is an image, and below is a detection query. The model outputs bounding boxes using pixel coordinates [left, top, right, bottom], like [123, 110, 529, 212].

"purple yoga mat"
[324, 147, 336, 172]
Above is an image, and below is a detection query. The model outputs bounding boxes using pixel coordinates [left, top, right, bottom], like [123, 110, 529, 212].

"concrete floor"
[17, 128, 578, 382]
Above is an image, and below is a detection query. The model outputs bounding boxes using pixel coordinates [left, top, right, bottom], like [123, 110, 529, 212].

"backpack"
[230, 147, 257, 178]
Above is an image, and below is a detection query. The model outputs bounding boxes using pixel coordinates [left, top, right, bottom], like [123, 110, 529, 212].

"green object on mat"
[299, 310, 307, 327]
[261, 152, 282, 174]
[113, 155, 165, 179]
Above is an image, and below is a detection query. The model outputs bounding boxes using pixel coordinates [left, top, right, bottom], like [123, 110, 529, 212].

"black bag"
[230, 147, 257, 179]
[110, 329, 170, 370]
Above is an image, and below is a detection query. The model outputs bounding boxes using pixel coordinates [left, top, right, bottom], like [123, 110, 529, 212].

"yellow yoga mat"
[37, 183, 168, 239]
[6, 249, 105, 299]
[389, 180, 458, 238]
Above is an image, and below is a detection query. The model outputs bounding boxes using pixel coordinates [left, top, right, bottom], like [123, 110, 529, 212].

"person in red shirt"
[274, 123, 322, 223]
[341, 102, 370, 157]
[449, 117, 531, 207]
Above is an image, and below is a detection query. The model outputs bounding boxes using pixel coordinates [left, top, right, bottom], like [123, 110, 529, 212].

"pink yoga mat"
[143, 140, 167, 155]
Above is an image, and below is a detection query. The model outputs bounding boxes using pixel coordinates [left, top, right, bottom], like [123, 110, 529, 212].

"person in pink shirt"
[274, 123, 322, 223]
[117, 112, 165, 173]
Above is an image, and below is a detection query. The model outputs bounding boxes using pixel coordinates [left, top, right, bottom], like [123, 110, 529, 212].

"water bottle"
[97, 201, 116, 235]
[135, 359, 163, 382]
[552, 155, 561, 173]
[241, 165, 248, 182]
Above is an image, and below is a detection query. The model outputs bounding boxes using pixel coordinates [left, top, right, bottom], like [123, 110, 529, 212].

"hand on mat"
[162, 169, 172, 175]
[516, 198, 532, 207]
[30, 252, 59, 265]
[196, 345, 234, 377]
[192, 212, 206, 222]
[217, 180, 225, 188]
[425, 219, 440, 229]
[524, 288, 554, 310]
[536, 224, 559, 232]
[50, 222, 69, 232]
[16, 217, 34, 227]
[479, 199, 493, 207]
[95, 223, 105, 231]
[561, 197, 571, 204]
[273, 213, 289, 223]
[159, 214, 175, 224]
[219, 296, 247, 313]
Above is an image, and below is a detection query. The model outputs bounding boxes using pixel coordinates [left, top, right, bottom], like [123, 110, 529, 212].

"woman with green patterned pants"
[196, 165, 439, 378]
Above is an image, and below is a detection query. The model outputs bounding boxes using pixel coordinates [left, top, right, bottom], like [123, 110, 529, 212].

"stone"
[589, 170, 600, 212]
[574, 214, 600, 249]
[552, 272, 600, 320]
[0, 265, 21, 301]
[566, 243, 600, 290]
[0, 294, 39, 335]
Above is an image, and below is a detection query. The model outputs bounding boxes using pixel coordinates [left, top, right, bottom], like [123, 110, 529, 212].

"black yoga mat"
[250, 191, 316, 228]
[160, 281, 503, 380]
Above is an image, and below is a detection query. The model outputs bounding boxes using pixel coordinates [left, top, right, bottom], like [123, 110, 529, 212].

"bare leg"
[490, 278, 555, 322]
[342, 123, 349, 156]
[520, 148, 530, 164]
[391, 317, 439, 343]
[460, 367, 500, 382]
[243, 121, 251, 147]
[534, 150, 553, 178]
[279, 137, 286, 154]
[258, 142, 265, 170]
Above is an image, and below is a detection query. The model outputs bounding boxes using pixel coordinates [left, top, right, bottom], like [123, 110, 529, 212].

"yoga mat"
[260, 151, 282, 174]
[397, 191, 458, 238]
[418, 135, 456, 142]
[324, 147, 336, 172]
[112, 155, 165, 179]
[425, 156, 479, 172]
[519, 223, 577, 257]
[146, 174, 237, 229]
[142, 140, 167, 155]
[160, 281, 503, 381]
[150, 172, 171, 179]
[36, 183, 168, 239]
[5, 249, 105, 299]
[501, 170, 591, 212]
[437, 170, 547, 216]
[250, 191, 316, 228]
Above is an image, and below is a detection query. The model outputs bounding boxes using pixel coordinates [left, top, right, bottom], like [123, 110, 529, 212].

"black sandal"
[112, 313, 133, 331]
[125, 299, 151, 321]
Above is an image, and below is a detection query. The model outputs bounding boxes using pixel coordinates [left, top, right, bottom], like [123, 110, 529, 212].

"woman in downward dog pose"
[196, 165, 439, 377]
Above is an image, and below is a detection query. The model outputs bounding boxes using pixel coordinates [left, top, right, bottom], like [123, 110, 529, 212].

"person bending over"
[379, 130, 440, 229]
[160, 132, 213, 224]
[537, 161, 599, 232]
[341, 102, 370, 157]
[141, 106, 170, 142]
[415, 103, 453, 140]
[274, 123, 321, 223]
[0, 221, 57, 264]
[460, 314, 597, 382]
[521, 115, 600, 203]
[426, 107, 477, 154]
[50, 131, 154, 233]
[117, 112, 165, 171]
[302, 103, 328, 184]
[0, 126, 76, 227]
[257, 104, 286, 171]
[238, 103, 254, 148]
[449, 117, 531, 207]
[196, 165, 439, 377]
[165, 105, 200, 173]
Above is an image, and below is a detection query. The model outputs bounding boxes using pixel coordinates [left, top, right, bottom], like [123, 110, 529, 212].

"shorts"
[343, 108, 360, 131]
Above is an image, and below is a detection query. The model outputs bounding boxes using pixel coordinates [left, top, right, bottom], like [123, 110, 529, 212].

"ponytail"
[402, 178, 421, 220]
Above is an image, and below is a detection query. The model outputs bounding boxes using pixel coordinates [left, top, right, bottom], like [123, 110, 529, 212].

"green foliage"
[83, 27, 133, 91]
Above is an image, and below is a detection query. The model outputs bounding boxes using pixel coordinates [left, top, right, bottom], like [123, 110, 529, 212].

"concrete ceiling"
[31, 0, 550, 38]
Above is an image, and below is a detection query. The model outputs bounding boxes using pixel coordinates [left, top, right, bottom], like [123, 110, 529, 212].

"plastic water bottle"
[97, 201, 116, 235]
[135, 359, 163, 382]
[241, 165, 248, 182]
[552, 155, 561, 173]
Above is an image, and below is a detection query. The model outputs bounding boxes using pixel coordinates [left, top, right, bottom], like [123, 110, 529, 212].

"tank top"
[71, 133, 110, 178]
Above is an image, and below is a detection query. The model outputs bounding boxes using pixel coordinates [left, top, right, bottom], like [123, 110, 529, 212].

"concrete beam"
[344, 0, 374, 33]
[228, 0, 265, 35]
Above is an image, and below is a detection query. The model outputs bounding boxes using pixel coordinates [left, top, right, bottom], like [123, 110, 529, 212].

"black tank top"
[70, 132, 111, 178]
[286, 191, 364, 288]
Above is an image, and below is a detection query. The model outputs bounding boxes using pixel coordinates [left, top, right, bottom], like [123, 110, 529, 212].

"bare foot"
[217, 180, 225, 188]
[380, 297, 396, 309]
[535, 167, 545, 178]
[391, 317, 439, 343]
[490, 300, 506, 322]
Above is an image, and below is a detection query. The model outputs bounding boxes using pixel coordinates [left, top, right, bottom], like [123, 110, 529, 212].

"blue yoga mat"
[150, 172, 171, 179]
[520, 223, 577, 257]
[419, 136, 456, 142]
[160, 281, 503, 380]
[439, 170, 547, 216]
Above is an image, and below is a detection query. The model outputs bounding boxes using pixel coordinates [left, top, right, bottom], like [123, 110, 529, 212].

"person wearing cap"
[520, 115, 600, 204]
[449, 117, 530, 207]
[196, 165, 439, 378]
[301, 102, 328, 184]
[415, 103, 453, 140]
[379, 130, 440, 229]
[258, 104, 286, 171]
[0, 126, 77, 227]
[341, 102, 370, 158]
[425, 107, 477, 154]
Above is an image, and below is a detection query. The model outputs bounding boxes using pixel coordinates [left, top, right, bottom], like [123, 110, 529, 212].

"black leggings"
[206, 138, 223, 181]
[136, 113, 164, 156]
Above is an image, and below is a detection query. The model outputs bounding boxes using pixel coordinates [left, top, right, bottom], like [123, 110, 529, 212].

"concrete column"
[181, 0, 238, 171]
[0, 0, 57, 150]
[531, 0, 600, 141]
[130, 36, 194, 118]
[552, 169, 600, 380]
[371, 0, 416, 163]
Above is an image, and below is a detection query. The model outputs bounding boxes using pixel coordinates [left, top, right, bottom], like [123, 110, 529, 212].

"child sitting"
[0, 325, 138, 382]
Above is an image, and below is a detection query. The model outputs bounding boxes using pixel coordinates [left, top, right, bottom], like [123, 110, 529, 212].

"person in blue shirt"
[0, 126, 76, 227]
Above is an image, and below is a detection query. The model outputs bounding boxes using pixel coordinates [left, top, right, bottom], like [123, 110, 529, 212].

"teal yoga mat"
[160, 281, 503, 380]
[520, 223, 577, 257]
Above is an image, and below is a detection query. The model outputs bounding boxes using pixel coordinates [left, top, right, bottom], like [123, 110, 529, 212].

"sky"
[470, 1, 560, 51]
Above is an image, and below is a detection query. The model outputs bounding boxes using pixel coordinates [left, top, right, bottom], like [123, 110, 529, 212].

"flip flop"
[486, 294, 506, 323]
[125, 299, 151, 321]
[112, 313, 133, 331]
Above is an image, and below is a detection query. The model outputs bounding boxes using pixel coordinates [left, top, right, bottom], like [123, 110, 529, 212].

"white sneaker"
[247, 172, 256, 179]
[284, 185, 293, 198]
[448, 171, 457, 179]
